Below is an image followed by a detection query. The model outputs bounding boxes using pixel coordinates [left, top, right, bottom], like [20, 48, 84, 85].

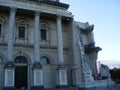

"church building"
[0, 0, 102, 90]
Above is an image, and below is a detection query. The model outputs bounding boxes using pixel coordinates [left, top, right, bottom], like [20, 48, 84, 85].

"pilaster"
[3, 66, 15, 90]
[57, 15, 64, 65]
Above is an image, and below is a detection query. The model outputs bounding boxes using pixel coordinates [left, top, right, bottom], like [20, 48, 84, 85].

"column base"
[4, 62, 15, 89]
[3, 86, 16, 90]
[31, 86, 44, 90]
[56, 65, 68, 86]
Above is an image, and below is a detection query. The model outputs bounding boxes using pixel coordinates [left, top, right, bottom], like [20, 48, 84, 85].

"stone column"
[56, 15, 68, 87]
[34, 11, 41, 63]
[3, 7, 16, 90]
[7, 7, 16, 63]
[31, 11, 43, 90]
[57, 15, 64, 65]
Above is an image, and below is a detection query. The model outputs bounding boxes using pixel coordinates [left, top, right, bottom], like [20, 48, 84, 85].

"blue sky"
[61, 0, 120, 67]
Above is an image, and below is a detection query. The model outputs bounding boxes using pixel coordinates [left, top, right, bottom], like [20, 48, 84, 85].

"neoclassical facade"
[0, 0, 102, 90]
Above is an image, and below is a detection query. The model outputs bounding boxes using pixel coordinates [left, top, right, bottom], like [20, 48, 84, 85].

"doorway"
[15, 66, 27, 89]
[14, 56, 28, 89]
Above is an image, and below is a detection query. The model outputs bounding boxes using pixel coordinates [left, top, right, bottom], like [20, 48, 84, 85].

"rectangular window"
[0, 24, 1, 36]
[18, 26, 25, 38]
[41, 29, 46, 40]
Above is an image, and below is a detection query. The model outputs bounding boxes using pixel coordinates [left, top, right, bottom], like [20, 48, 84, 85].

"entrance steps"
[15, 87, 79, 90]
[45, 87, 79, 90]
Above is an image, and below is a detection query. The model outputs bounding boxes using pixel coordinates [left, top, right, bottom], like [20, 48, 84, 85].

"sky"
[61, 0, 120, 68]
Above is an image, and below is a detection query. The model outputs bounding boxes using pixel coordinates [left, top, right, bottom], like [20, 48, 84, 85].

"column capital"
[9, 7, 17, 13]
[34, 11, 41, 16]
[5, 61, 15, 68]
[57, 15, 62, 19]
[33, 62, 42, 68]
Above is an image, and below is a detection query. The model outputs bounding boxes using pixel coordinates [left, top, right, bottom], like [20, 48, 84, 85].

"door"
[15, 66, 27, 89]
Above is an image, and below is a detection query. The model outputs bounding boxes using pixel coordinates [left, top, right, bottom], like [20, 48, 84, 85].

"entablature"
[0, 0, 72, 18]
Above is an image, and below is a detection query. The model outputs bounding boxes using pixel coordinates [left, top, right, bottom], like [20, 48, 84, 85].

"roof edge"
[29, 0, 69, 9]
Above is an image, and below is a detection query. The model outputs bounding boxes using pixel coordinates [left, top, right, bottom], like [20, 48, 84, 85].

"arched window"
[15, 18, 29, 44]
[40, 56, 50, 65]
[16, 19, 28, 38]
[40, 21, 50, 45]
[15, 56, 28, 63]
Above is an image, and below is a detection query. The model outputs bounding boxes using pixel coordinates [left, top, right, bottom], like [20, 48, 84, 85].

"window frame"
[40, 21, 50, 45]
[16, 18, 29, 41]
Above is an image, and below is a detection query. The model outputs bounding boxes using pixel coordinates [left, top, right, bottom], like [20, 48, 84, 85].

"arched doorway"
[14, 56, 28, 89]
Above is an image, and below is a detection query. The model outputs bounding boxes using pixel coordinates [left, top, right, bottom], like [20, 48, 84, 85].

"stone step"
[45, 87, 79, 90]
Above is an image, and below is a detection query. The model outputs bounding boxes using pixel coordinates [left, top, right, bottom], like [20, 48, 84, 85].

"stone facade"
[0, 0, 102, 90]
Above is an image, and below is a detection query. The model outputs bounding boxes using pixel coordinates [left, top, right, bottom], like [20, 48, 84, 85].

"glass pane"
[18, 26, 25, 38]
[0, 24, 1, 36]
[41, 29, 46, 40]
